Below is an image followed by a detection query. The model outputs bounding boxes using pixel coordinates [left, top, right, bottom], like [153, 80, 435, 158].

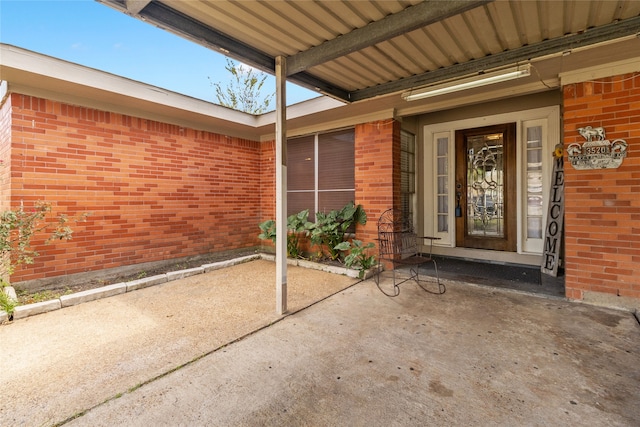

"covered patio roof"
[98, 0, 640, 103]
[94, 0, 640, 315]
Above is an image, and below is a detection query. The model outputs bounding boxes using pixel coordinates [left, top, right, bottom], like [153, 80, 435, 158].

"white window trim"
[521, 119, 548, 254]
[424, 131, 454, 245]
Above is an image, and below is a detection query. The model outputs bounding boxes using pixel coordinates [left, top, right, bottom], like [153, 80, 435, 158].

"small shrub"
[258, 219, 276, 245]
[258, 210, 312, 258]
[309, 202, 367, 261]
[0, 287, 17, 315]
[287, 209, 311, 259]
[0, 201, 88, 282]
[335, 239, 376, 279]
[258, 202, 368, 262]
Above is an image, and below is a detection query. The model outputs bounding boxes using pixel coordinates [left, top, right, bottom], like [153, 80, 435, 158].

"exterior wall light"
[402, 65, 531, 101]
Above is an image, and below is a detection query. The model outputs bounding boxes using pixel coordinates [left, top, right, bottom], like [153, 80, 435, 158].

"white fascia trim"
[260, 108, 397, 141]
[0, 44, 257, 126]
[0, 80, 8, 104]
[0, 44, 345, 132]
[559, 58, 640, 85]
[255, 96, 346, 127]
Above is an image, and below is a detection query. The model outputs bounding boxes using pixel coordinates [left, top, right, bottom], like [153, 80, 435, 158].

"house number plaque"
[567, 126, 628, 170]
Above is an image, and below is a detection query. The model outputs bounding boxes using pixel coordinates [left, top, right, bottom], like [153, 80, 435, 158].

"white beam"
[275, 56, 287, 315]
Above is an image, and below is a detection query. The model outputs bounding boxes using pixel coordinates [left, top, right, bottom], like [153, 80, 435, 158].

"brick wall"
[0, 94, 11, 210]
[6, 94, 263, 284]
[259, 121, 399, 256]
[563, 73, 640, 302]
[0, 94, 12, 280]
[3, 92, 399, 284]
[260, 123, 395, 256]
[259, 139, 276, 221]
[354, 119, 400, 245]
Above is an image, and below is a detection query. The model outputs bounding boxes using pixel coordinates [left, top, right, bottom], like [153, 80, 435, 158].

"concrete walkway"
[3, 260, 639, 426]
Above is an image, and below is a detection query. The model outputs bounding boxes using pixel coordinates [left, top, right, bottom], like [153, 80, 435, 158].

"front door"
[455, 123, 517, 251]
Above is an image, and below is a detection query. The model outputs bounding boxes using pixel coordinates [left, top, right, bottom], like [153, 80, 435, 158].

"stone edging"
[0, 254, 373, 323]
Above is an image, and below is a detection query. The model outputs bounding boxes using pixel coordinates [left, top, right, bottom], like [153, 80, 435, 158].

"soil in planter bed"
[16, 248, 260, 305]
[15, 250, 350, 305]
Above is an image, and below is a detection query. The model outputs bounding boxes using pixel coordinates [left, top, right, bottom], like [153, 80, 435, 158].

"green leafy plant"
[0, 201, 88, 286]
[258, 203, 368, 262]
[287, 209, 311, 259]
[258, 210, 312, 258]
[309, 202, 367, 261]
[211, 58, 274, 114]
[335, 239, 376, 279]
[0, 286, 17, 315]
[258, 219, 277, 245]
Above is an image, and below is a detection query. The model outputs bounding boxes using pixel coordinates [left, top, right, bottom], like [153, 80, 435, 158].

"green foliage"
[257, 210, 312, 259]
[258, 202, 372, 268]
[0, 201, 88, 283]
[287, 209, 311, 259]
[258, 219, 276, 245]
[0, 288, 17, 315]
[309, 202, 367, 261]
[334, 239, 376, 279]
[211, 58, 274, 114]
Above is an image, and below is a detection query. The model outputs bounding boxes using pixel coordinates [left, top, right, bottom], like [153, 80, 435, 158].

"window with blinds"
[287, 129, 355, 221]
[401, 131, 416, 224]
[287, 135, 315, 217]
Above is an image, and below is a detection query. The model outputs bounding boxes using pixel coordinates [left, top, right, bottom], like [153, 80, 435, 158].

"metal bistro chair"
[374, 208, 445, 297]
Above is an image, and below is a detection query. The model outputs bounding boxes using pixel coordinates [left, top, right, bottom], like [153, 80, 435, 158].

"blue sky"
[0, 0, 318, 107]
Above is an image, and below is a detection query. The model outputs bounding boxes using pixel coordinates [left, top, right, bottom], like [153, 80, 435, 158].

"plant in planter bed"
[258, 202, 375, 278]
[258, 209, 312, 259]
[309, 202, 367, 262]
[334, 239, 376, 279]
[0, 202, 87, 316]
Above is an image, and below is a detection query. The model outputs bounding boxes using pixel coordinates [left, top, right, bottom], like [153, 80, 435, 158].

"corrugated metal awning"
[97, 0, 640, 103]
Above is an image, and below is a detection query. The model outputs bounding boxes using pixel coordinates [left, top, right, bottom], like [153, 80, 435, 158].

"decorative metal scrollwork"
[467, 143, 502, 234]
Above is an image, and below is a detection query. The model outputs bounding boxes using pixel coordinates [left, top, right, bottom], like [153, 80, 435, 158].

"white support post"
[275, 56, 287, 315]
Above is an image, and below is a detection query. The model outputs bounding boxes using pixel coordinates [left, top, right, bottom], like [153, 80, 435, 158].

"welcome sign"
[541, 146, 564, 277]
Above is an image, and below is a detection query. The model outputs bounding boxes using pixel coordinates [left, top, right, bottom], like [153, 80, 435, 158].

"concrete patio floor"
[2, 259, 639, 426]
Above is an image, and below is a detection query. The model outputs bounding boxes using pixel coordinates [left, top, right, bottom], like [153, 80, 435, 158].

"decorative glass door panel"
[467, 134, 504, 237]
[456, 124, 517, 252]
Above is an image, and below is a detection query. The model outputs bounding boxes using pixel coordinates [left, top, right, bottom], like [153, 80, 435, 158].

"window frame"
[286, 128, 355, 221]
[400, 130, 416, 225]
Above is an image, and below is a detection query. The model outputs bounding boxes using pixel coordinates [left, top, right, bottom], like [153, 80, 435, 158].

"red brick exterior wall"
[0, 95, 12, 212]
[563, 73, 640, 301]
[5, 94, 263, 283]
[0, 96, 15, 280]
[259, 122, 399, 256]
[2, 91, 407, 284]
[259, 139, 276, 221]
[354, 119, 400, 245]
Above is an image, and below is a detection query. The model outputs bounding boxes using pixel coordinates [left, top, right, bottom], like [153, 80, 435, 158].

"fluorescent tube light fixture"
[402, 65, 531, 101]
